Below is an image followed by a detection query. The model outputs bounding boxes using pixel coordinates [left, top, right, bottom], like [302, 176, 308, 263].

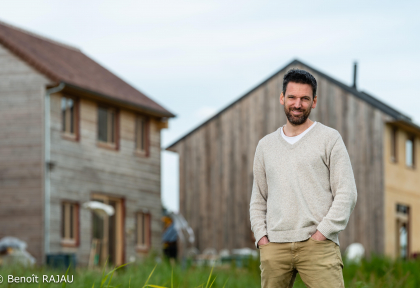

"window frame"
[135, 115, 150, 157]
[390, 126, 398, 163]
[405, 134, 415, 169]
[97, 104, 119, 150]
[395, 203, 410, 259]
[61, 201, 80, 247]
[61, 95, 80, 141]
[136, 211, 151, 252]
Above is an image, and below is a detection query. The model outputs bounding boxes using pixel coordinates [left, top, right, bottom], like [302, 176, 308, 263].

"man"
[249, 68, 357, 288]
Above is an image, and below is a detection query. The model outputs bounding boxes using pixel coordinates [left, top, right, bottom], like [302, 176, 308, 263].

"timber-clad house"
[0, 21, 175, 266]
[166, 59, 420, 259]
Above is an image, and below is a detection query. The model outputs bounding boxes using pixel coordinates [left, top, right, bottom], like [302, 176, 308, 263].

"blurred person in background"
[162, 215, 178, 262]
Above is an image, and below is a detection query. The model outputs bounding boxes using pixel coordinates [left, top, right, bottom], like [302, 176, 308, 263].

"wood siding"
[0, 43, 51, 264]
[49, 94, 163, 266]
[0, 42, 166, 266]
[171, 63, 392, 256]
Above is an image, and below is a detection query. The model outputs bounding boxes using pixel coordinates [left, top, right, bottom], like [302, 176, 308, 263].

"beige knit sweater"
[249, 122, 357, 248]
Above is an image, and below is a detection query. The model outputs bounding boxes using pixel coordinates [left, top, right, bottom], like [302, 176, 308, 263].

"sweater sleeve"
[249, 141, 269, 248]
[316, 134, 357, 240]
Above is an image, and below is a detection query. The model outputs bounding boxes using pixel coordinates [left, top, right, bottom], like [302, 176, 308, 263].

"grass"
[1, 252, 419, 287]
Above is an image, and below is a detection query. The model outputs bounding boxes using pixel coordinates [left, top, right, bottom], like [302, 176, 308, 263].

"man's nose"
[294, 99, 302, 108]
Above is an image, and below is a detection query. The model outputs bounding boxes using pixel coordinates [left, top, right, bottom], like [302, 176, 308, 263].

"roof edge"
[0, 21, 176, 119]
[293, 60, 412, 122]
[62, 82, 176, 118]
[165, 59, 299, 151]
[0, 33, 61, 82]
[0, 20, 81, 51]
[165, 59, 413, 151]
[387, 119, 420, 136]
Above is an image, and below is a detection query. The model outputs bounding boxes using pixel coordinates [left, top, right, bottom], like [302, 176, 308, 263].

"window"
[61, 96, 78, 139]
[395, 204, 409, 259]
[135, 115, 149, 156]
[61, 202, 79, 246]
[98, 106, 118, 148]
[136, 212, 151, 250]
[405, 135, 415, 168]
[390, 127, 398, 163]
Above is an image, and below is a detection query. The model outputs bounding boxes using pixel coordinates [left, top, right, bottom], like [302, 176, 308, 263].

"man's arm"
[249, 141, 269, 248]
[316, 134, 358, 240]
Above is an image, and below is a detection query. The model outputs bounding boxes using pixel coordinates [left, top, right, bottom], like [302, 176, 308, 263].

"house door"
[91, 194, 124, 266]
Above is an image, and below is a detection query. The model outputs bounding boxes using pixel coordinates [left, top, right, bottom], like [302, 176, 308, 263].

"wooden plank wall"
[49, 94, 164, 266]
[0, 43, 52, 264]
[174, 63, 390, 256]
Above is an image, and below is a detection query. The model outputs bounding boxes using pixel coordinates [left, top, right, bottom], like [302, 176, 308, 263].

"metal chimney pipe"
[353, 62, 357, 89]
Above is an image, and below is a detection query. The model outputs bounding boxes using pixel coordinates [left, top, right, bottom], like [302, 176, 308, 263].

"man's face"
[280, 82, 317, 125]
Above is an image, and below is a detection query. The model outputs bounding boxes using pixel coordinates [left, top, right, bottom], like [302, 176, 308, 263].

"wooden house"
[0, 21, 175, 266]
[166, 59, 420, 258]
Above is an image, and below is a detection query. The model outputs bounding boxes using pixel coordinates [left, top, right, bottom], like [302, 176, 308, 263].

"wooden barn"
[166, 59, 420, 258]
[0, 21, 175, 266]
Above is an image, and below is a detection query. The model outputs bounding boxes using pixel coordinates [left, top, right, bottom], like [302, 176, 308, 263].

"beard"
[284, 105, 312, 126]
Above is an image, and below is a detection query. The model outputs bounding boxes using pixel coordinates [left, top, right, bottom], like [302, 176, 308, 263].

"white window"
[405, 136, 415, 168]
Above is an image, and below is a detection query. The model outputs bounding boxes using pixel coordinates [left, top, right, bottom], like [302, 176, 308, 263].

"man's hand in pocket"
[258, 236, 269, 247]
[310, 230, 327, 241]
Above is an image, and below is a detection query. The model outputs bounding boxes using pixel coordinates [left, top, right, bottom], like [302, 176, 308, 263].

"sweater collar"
[276, 121, 322, 150]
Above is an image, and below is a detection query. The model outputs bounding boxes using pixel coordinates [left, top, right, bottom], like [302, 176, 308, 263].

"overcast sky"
[3, 0, 419, 212]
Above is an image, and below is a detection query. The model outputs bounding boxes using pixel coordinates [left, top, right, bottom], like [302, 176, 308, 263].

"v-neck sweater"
[281, 121, 317, 144]
[249, 122, 357, 248]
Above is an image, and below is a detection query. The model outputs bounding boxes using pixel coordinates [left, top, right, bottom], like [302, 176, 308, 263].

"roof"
[166, 59, 413, 150]
[0, 21, 175, 118]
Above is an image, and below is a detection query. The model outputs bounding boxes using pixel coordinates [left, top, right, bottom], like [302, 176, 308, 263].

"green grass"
[1, 252, 419, 287]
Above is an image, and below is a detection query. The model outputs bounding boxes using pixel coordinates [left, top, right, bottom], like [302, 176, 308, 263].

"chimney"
[353, 62, 357, 89]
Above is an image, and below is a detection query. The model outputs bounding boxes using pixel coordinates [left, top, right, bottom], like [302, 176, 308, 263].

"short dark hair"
[282, 68, 317, 98]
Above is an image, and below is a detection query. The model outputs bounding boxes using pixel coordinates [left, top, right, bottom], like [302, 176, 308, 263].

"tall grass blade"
[106, 269, 115, 288]
[62, 264, 71, 288]
[105, 262, 131, 276]
[143, 263, 158, 287]
[100, 257, 110, 287]
[209, 276, 217, 288]
[104, 262, 131, 288]
[222, 278, 229, 288]
[205, 264, 215, 288]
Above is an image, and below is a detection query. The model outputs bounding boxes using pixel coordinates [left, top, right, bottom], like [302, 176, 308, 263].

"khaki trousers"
[259, 238, 344, 288]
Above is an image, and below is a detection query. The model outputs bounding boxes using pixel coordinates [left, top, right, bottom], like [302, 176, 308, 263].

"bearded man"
[249, 68, 357, 288]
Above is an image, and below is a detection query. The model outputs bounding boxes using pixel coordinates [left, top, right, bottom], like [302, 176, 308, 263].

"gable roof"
[166, 59, 414, 150]
[0, 21, 174, 118]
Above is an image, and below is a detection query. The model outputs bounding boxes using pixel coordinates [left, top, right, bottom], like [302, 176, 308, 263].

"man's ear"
[280, 92, 285, 105]
[312, 95, 317, 109]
